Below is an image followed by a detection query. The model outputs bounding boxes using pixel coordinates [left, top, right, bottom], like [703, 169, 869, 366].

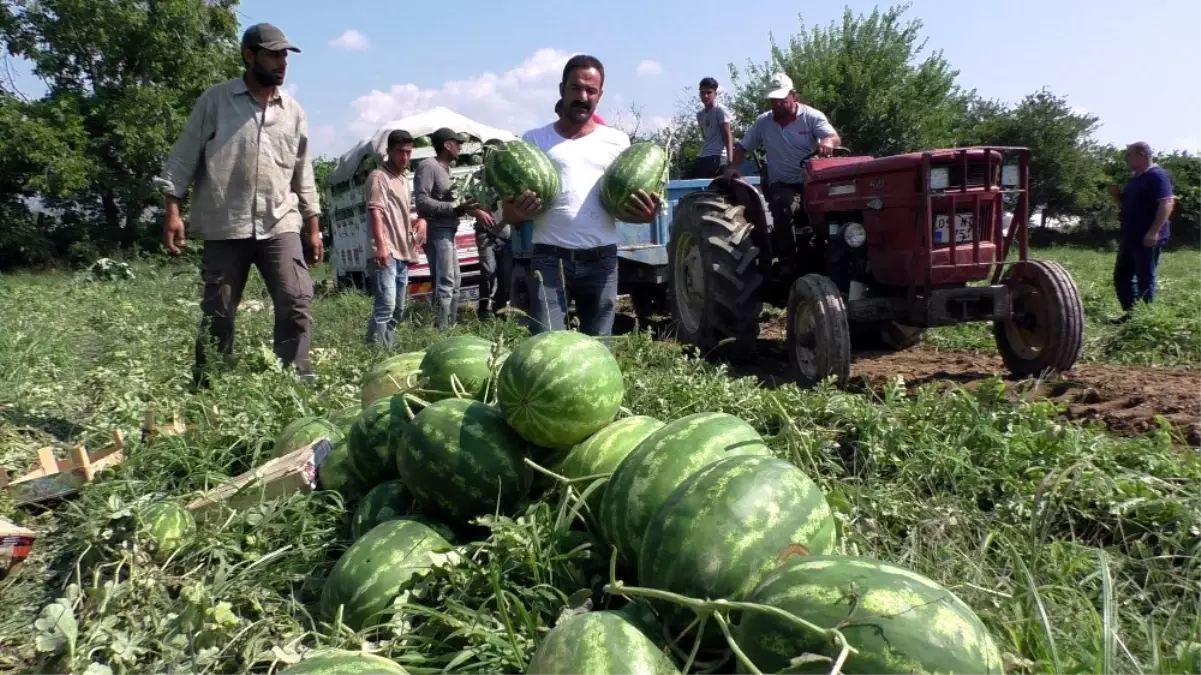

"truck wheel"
[666, 191, 763, 360]
[993, 259, 1084, 377]
[786, 274, 851, 388]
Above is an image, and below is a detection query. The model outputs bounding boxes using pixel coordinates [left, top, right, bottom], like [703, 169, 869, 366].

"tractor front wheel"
[993, 259, 1085, 377]
[786, 274, 852, 388]
[667, 191, 764, 360]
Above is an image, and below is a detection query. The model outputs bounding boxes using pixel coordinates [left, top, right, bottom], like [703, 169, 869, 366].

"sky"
[6, 0, 1200, 165]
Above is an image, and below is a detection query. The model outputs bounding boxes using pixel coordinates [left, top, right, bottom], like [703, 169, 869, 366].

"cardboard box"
[186, 438, 333, 518]
[1, 517, 36, 581]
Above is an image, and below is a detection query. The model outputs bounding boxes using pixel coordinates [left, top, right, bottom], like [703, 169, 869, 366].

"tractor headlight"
[929, 167, 950, 191]
[1001, 164, 1020, 187]
[843, 222, 867, 248]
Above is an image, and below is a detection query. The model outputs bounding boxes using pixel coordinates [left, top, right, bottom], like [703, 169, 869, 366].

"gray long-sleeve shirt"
[413, 159, 460, 230]
[153, 77, 321, 240]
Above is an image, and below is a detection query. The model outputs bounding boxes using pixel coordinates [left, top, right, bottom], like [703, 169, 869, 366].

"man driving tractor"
[722, 72, 841, 273]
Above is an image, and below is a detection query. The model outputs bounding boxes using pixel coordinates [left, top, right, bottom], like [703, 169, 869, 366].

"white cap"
[765, 72, 794, 100]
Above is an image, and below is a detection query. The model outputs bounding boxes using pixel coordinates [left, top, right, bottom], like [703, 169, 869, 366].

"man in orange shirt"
[365, 129, 426, 348]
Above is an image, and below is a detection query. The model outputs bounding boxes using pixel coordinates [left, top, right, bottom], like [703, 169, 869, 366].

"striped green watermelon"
[734, 555, 1006, 675]
[497, 330, 625, 451]
[482, 139, 561, 210]
[347, 396, 396, 486]
[361, 351, 424, 408]
[351, 479, 417, 540]
[413, 135, 432, 148]
[418, 335, 502, 402]
[329, 405, 362, 438]
[600, 142, 669, 217]
[597, 412, 770, 565]
[639, 454, 837, 634]
[319, 517, 456, 631]
[396, 398, 532, 525]
[318, 435, 365, 504]
[139, 501, 194, 561]
[273, 416, 343, 458]
[555, 415, 664, 523]
[525, 610, 680, 675]
[279, 649, 409, 674]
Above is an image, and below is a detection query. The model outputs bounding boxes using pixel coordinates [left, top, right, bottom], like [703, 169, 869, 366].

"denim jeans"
[527, 244, 619, 342]
[424, 227, 461, 330]
[475, 230, 513, 319]
[1113, 240, 1162, 312]
[365, 257, 410, 349]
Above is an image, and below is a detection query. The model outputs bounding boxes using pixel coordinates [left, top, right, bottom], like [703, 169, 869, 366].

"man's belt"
[532, 243, 618, 262]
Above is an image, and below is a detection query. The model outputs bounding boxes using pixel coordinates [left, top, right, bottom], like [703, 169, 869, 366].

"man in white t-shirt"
[500, 54, 660, 339]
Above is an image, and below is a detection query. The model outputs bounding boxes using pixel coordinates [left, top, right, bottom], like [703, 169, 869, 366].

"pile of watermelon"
[255, 326, 1008, 674]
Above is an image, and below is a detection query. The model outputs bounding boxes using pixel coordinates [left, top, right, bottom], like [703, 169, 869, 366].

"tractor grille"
[938, 160, 998, 190]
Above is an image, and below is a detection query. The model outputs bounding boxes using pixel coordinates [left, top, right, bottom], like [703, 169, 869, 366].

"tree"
[963, 88, 1108, 225]
[0, 0, 242, 254]
[726, 3, 974, 158]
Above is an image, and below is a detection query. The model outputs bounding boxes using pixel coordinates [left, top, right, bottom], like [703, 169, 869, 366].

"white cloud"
[348, 48, 573, 138]
[636, 59, 663, 77]
[310, 124, 337, 150]
[330, 29, 370, 52]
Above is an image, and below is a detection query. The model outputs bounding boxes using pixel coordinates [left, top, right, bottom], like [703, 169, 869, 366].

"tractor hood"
[807, 147, 1006, 182]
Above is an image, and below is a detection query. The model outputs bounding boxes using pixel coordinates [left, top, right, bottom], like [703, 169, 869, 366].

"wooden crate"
[0, 408, 194, 506]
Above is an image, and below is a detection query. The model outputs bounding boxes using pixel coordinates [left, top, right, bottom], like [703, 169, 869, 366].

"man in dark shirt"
[413, 127, 491, 330]
[1109, 141, 1175, 320]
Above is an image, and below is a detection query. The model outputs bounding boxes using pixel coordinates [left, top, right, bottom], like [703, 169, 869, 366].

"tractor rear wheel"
[993, 259, 1085, 377]
[786, 274, 852, 388]
[667, 190, 764, 360]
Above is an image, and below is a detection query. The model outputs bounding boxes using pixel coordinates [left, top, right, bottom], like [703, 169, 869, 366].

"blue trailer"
[506, 160, 761, 320]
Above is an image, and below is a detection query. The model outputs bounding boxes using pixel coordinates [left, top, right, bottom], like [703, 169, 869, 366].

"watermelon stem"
[602, 549, 860, 671]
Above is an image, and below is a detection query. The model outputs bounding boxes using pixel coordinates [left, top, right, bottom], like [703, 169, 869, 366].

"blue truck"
[505, 159, 762, 321]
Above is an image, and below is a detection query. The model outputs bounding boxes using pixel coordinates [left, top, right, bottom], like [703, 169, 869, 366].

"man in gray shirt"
[413, 127, 491, 330]
[686, 77, 734, 179]
[156, 23, 322, 390]
[723, 72, 840, 272]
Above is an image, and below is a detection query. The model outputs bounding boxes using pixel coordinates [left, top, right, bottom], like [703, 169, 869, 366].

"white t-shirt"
[520, 122, 631, 249]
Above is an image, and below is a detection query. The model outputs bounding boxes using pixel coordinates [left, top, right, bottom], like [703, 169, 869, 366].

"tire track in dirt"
[732, 332, 1201, 445]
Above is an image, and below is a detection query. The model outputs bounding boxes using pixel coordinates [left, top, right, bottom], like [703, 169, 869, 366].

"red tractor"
[666, 145, 1085, 387]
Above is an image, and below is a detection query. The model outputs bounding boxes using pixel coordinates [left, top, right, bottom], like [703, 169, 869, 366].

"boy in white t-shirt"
[500, 54, 660, 339]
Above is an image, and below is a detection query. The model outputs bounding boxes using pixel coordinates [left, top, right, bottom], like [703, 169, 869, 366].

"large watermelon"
[597, 412, 770, 565]
[525, 610, 680, 675]
[361, 351, 424, 408]
[734, 555, 1007, 675]
[639, 454, 837, 633]
[599, 142, 669, 217]
[351, 479, 416, 540]
[555, 415, 664, 522]
[481, 139, 561, 210]
[328, 405, 362, 438]
[319, 517, 456, 631]
[497, 331, 625, 450]
[138, 501, 195, 561]
[273, 416, 343, 457]
[347, 396, 396, 486]
[396, 398, 532, 524]
[279, 649, 409, 674]
[318, 435, 365, 503]
[418, 335, 501, 402]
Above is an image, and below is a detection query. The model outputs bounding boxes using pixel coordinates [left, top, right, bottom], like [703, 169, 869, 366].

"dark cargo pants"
[475, 230, 512, 320]
[194, 233, 314, 384]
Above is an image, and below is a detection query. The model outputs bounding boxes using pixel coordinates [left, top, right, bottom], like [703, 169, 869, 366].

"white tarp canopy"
[329, 106, 520, 184]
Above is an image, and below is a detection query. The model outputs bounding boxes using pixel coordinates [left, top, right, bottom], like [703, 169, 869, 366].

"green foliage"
[0, 257, 1198, 674]
[0, 0, 242, 266]
[726, 3, 973, 158]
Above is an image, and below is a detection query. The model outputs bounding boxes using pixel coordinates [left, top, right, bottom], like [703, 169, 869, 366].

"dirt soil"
[731, 318, 1201, 445]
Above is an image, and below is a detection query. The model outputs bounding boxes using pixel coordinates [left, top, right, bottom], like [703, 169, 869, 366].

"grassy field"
[922, 245, 1201, 368]
[1, 245, 1199, 674]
